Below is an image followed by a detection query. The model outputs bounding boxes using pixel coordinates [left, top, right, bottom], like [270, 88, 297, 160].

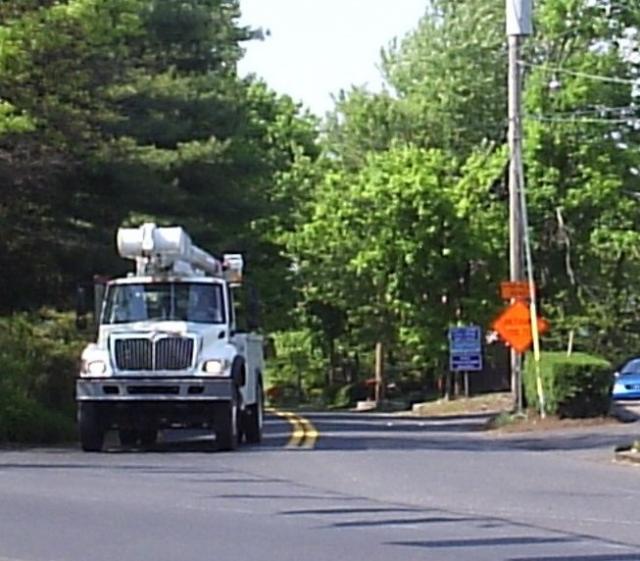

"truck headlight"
[81, 360, 109, 377]
[203, 359, 230, 376]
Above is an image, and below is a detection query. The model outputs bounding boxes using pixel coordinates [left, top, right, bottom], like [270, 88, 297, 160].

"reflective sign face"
[492, 301, 548, 354]
[448, 326, 483, 372]
[448, 326, 482, 352]
[500, 281, 534, 301]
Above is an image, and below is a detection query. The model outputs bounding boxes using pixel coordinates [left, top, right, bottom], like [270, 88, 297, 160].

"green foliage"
[523, 352, 612, 418]
[2, 0, 640, 411]
[330, 384, 354, 409]
[382, 0, 506, 157]
[522, 0, 640, 360]
[0, 0, 318, 327]
[264, 329, 327, 405]
[325, 0, 506, 166]
[286, 143, 507, 373]
[328, 382, 370, 409]
[0, 392, 75, 444]
[293, 0, 640, 388]
[0, 311, 83, 443]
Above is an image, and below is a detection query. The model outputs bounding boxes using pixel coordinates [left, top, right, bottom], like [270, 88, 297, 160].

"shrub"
[264, 329, 327, 404]
[523, 351, 612, 418]
[0, 392, 75, 444]
[0, 310, 85, 443]
[265, 382, 301, 407]
[329, 382, 370, 409]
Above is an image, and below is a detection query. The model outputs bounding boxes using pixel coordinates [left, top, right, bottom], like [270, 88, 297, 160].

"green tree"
[317, 0, 640, 369]
[324, 0, 506, 167]
[286, 144, 507, 373]
[265, 0, 640, 405]
[0, 0, 319, 327]
[523, 0, 640, 358]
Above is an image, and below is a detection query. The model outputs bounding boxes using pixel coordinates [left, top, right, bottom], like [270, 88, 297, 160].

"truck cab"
[76, 224, 264, 452]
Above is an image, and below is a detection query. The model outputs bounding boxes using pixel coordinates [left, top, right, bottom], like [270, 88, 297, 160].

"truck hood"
[99, 321, 228, 347]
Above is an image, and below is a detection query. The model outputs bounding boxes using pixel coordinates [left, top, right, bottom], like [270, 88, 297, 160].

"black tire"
[231, 358, 246, 387]
[216, 398, 239, 451]
[78, 403, 105, 452]
[139, 429, 157, 448]
[119, 429, 138, 448]
[244, 382, 264, 444]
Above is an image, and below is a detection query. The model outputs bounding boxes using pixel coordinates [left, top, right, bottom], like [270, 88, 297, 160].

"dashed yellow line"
[269, 409, 318, 449]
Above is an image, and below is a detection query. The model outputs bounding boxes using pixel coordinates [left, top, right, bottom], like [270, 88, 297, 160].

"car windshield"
[620, 358, 640, 375]
[102, 282, 225, 325]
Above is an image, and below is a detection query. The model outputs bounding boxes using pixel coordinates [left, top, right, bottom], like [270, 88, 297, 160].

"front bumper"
[612, 380, 640, 401]
[76, 377, 233, 402]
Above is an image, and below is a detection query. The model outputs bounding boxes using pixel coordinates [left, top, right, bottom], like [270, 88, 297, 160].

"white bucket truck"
[76, 223, 264, 452]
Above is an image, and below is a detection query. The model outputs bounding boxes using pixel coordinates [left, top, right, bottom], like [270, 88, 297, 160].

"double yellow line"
[271, 410, 319, 449]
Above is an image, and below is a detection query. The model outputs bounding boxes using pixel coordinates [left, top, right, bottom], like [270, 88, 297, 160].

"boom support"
[117, 223, 242, 281]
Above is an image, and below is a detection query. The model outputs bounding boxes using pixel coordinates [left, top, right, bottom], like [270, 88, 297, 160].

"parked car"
[612, 357, 640, 400]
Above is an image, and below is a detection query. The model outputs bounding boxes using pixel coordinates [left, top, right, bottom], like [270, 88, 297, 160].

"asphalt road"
[2, 411, 640, 561]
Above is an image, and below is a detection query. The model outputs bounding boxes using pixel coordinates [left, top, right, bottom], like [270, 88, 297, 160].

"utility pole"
[506, 0, 532, 413]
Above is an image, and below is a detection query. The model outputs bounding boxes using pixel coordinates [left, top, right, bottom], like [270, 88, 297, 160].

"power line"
[551, 105, 638, 116]
[518, 60, 639, 86]
[527, 114, 635, 124]
[527, 106, 638, 121]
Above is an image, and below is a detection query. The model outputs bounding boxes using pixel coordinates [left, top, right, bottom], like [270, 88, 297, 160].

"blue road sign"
[449, 326, 482, 352]
[449, 353, 483, 372]
[448, 326, 483, 372]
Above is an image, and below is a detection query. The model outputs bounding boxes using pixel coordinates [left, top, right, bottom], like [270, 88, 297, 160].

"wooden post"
[375, 342, 385, 403]
[567, 329, 574, 357]
[444, 371, 451, 401]
[328, 338, 336, 385]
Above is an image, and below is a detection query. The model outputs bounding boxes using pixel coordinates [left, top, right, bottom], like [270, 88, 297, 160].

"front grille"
[115, 339, 152, 371]
[114, 337, 195, 371]
[156, 337, 194, 370]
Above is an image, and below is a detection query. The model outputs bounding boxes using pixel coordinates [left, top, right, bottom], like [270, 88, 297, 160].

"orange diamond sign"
[492, 300, 549, 354]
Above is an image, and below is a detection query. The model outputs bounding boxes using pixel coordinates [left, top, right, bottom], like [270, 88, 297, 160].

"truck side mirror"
[75, 278, 107, 333]
[93, 278, 107, 325]
[263, 337, 276, 360]
[75, 286, 88, 330]
[247, 285, 261, 331]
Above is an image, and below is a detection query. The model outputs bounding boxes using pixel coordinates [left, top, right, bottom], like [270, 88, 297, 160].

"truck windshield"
[102, 283, 225, 325]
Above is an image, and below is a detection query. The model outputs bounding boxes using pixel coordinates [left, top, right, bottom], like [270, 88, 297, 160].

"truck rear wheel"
[119, 429, 138, 448]
[244, 383, 264, 444]
[78, 403, 105, 452]
[216, 399, 239, 451]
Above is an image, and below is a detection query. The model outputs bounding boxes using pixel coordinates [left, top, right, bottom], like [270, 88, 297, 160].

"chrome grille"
[155, 337, 194, 370]
[114, 337, 194, 371]
[115, 339, 152, 371]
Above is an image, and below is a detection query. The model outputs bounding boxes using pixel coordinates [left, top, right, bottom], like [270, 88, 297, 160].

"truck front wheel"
[216, 397, 239, 451]
[243, 382, 264, 444]
[119, 429, 138, 448]
[78, 403, 105, 452]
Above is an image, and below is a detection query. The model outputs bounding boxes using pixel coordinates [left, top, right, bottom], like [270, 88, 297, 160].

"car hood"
[617, 372, 640, 383]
